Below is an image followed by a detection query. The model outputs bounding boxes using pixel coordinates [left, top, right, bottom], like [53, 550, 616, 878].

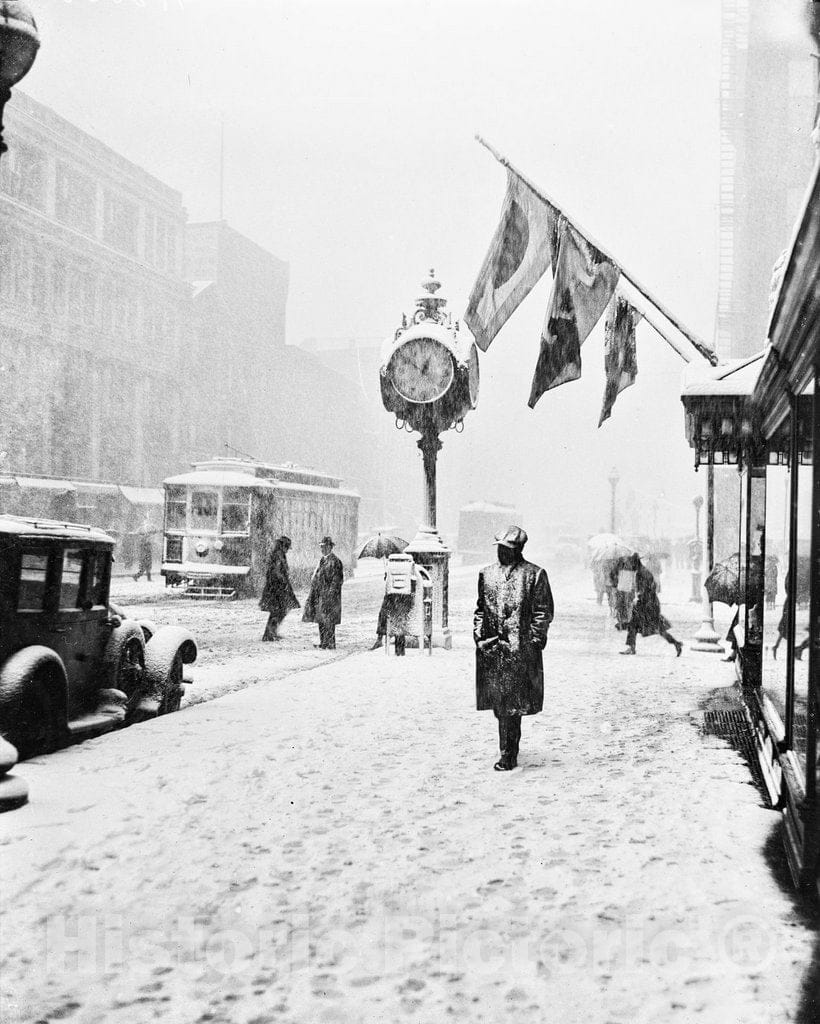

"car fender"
[0, 646, 70, 751]
[144, 626, 197, 677]
[137, 619, 158, 643]
[102, 621, 146, 686]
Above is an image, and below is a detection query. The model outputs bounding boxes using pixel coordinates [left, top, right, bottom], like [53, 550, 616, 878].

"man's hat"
[494, 525, 528, 548]
[320, 536, 334, 547]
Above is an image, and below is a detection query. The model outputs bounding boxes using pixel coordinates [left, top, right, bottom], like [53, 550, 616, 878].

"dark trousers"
[494, 712, 522, 759]
[319, 623, 336, 649]
[626, 622, 678, 650]
[262, 612, 284, 641]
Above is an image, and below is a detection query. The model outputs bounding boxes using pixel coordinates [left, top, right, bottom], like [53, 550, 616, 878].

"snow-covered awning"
[16, 477, 75, 493]
[119, 486, 164, 506]
[680, 353, 766, 466]
[74, 481, 121, 497]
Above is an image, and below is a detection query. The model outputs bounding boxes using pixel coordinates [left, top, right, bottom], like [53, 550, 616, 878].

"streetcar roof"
[162, 470, 277, 489]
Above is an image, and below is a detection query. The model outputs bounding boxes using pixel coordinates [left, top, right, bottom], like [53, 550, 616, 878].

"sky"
[20, 0, 807, 539]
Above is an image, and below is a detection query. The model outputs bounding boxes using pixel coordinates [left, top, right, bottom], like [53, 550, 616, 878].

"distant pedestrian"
[765, 555, 778, 610]
[132, 529, 154, 582]
[260, 536, 300, 641]
[474, 526, 554, 772]
[303, 536, 344, 649]
[614, 553, 682, 656]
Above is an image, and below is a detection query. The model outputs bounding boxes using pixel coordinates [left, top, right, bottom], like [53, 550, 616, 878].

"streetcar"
[161, 457, 360, 598]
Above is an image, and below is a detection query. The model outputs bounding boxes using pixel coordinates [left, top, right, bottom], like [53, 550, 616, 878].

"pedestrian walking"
[303, 536, 344, 649]
[765, 554, 779, 610]
[132, 527, 154, 582]
[474, 526, 554, 772]
[614, 552, 682, 656]
[259, 535, 300, 641]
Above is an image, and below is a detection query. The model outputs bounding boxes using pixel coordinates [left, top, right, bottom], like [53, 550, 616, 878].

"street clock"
[380, 271, 479, 434]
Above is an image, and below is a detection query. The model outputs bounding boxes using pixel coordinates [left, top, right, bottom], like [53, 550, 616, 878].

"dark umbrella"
[704, 555, 740, 606]
[358, 533, 408, 559]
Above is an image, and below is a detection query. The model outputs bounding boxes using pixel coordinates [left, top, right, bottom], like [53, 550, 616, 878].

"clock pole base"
[405, 527, 451, 650]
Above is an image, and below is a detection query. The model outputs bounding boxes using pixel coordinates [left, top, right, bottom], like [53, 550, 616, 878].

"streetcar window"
[221, 489, 250, 534]
[18, 551, 49, 611]
[191, 489, 219, 531]
[166, 486, 187, 531]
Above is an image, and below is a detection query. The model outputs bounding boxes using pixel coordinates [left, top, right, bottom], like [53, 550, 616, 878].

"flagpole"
[474, 134, 719, 367]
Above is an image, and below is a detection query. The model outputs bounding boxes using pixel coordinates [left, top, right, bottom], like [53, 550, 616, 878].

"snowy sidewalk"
[0, 586, 814, 1024]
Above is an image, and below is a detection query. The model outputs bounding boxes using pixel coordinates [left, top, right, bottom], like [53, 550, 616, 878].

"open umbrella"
[358, 533, 408, 559]
[587, 533, 634, 564]
[704, 555, 740, 606]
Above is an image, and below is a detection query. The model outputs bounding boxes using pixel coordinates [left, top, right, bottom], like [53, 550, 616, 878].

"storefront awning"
[119, 486, 164, 506]
[680, 353, 766, 466]
[15, 477, 75, 493]
[74, 481, 120, 498]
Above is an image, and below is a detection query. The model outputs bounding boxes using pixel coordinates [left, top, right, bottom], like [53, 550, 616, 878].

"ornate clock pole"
[379, 270, 479, 649]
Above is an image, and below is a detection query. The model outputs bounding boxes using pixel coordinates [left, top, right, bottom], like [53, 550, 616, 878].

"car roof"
[0, 515, 115, 546]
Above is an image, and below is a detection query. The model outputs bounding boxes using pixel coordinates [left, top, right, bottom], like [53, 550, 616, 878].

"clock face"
[389, 337, 454, 404]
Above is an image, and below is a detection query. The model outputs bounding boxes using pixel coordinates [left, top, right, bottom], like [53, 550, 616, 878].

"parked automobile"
[0, 516, 197, 761]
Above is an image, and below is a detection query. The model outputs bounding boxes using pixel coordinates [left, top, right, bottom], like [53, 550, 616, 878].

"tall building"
[0, 91, 193, 485]
[717, 0, 817, 358]
[0, 93, 379, 520]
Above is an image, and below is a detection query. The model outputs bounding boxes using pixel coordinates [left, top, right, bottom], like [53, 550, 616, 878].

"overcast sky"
[20, 0, 811, 537]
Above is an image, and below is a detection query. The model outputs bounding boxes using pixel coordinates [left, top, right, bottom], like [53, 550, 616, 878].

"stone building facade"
[0, 91, 192, 486]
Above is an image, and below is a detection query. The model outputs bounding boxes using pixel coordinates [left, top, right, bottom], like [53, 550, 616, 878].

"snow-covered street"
[1, 564, 816, 1023]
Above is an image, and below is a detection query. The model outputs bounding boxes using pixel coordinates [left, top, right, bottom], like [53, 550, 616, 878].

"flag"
[528, 222, 620, 408]
[598, 294, 642, 427]
[464, 170, 557, 352]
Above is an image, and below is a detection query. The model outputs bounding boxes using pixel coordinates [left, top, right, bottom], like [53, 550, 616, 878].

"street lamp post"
[691, 463, 723, 652]
[608, 467, 620, 534]
[690, 494, 704, 602]
[0, 1, 40, 161]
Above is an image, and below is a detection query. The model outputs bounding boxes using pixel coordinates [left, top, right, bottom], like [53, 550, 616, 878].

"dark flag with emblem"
[598, 294, 641, 427]
[465, 170, 557, 352]
[528, 221, 620, 408]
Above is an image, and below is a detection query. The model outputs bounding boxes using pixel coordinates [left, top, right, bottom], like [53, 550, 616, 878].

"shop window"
[762, 459, 790, 721]
[191, 489, 218, 532]
[791, 409, 812, 771]
[18, 551, 49, 611]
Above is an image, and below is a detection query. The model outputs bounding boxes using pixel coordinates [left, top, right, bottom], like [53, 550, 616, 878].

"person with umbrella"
[259, 536, 300, 641]
[474, 526, 554, 771]
[615, 552, 682, 657]
[302, 536, 344, 649]
[358, 532, 411, 652]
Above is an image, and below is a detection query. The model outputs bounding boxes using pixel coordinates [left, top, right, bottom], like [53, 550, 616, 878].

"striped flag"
[598, 294, 641, 427]
[465, 170, 557, 352]
[528, 221, 619, 408]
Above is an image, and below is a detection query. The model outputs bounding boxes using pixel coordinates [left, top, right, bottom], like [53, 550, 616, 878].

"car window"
[60, 549, 86, 609]
[18, 552, 49, 611]
[90, 551, 110, 607]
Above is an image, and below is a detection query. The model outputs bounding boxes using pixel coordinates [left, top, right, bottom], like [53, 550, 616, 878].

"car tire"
[0, 647, 68, 760]
[144, 626, 197, 716]
[103, 623, 147, 720]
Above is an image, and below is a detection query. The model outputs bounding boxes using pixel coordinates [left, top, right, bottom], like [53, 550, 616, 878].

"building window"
[1, 141, 45, 210]
[52, 260, 67, 315]
[103, 191, 138, 256]
[55, 163, 96, 235]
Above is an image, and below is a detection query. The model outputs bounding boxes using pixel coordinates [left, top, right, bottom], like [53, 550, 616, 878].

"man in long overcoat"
[302, 536, 344, 649]
[474, 526, 554, 771]
[259, 535, 300, 641]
